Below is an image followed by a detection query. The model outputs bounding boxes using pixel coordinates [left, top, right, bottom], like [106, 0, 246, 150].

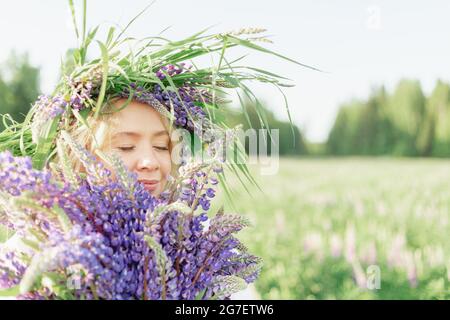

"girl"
[0, 2, 307, 300]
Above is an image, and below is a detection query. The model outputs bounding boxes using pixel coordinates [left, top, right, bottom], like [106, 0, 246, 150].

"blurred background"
[0, 0, 449, 299]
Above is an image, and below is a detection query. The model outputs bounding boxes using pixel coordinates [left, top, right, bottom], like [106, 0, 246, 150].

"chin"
[151, 190, 160, 197]
[148, 181, 167, 198]
[149, 187, 163, 198]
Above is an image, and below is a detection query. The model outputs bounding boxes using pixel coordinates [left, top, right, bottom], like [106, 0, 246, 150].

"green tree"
[427, 80, 450, 156]
[216, 97, 308, 156]
[0, 51, 41, 131]
[355, 87, 392, 155]
[326, 79, 437, 157]
[370, 86, 396, 154]
[386, 79, 426, 156]
[326, 100, 366, 155]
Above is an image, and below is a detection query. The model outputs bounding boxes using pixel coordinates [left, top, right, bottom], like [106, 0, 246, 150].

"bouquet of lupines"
[0, 129, 262, 300]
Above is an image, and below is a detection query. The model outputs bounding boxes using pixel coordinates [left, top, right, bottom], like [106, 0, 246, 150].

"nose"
[136, 152, 160, 172]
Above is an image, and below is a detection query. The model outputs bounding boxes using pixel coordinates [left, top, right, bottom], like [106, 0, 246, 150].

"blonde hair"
[54, 98, 178, 177]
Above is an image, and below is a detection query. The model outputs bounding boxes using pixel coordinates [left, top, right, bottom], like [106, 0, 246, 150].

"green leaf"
[210, 275, 247, 300]
[274, 83, 296, 147]
[41, 272, 76, 299]
[19, 105, 37, 156]
[0, 224, 14, 243]
[144, 235, 168, 274]
[217, 171, 237, 211]
[60, 130, 103, 183]
[226, 161, 252, 197]
[109, 61, 129, 80]
[235, 90, 252, 129]
[19, 254, 44, 294]
[105, 26, 116, 48]
[84, 25, 100, 50]
[53, 204, 73, 233]
[223, 54, 249, 68]
[114, 0, 156, 44]
[194, 288, 207, 300]
[149, 26, 217, 60]
[56, 138, 79, 190]
[144, 234, 170, 300]
[225, 35, 322, 72]
[29, 228, 47, 243]
[0, 285, 20, 297]
[81, 0, 87, 44]
[94, 41, 109, 118]
[68, 0, 80, 42]
[232, 134, 260, 192]
[20, 237, 41, 251]
[239, 66, 292, 80]
[32, 115, 61, 170]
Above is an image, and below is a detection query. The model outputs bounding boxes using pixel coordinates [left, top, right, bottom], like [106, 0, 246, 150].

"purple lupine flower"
[206, 188, 215, 198]
[68, 77, 94, 110]
[120, 81, 207, 134]
[155, 63, 191, 80]
[0, 150, 260, 300]
[30, 95, 67, 143]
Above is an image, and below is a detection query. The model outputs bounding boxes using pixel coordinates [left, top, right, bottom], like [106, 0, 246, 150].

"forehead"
[109, 99, 169, 138]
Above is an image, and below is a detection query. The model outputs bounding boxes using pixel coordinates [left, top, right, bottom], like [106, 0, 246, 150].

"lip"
[139, 179, 160, 192]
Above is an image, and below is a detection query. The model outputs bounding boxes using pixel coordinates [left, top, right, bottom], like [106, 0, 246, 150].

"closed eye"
[117, 146, 135, 152]
[154, 146, 169, 151]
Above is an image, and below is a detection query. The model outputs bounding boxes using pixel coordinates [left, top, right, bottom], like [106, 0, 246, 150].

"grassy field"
[217, 157, 450, 299]
[1, 157, 448, 299]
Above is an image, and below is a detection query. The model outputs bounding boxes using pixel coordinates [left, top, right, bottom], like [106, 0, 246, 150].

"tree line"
[327, 79, 450, 157]
[216, 99, 308, 156]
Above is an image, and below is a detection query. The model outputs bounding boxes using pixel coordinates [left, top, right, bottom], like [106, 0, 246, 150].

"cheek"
[101, 143, 136, 172]
[115, 152, 137, 171]
[157, 152, 172, 178]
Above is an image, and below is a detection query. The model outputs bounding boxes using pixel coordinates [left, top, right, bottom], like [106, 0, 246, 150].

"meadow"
[1, 157, 448, 299]
[218, 157, 450, 299]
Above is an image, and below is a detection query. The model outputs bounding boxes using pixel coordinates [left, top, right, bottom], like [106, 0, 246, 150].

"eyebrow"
[111, 130, 169, 139]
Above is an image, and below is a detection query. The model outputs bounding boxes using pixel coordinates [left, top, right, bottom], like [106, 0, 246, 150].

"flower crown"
[31, 64, 212, 144]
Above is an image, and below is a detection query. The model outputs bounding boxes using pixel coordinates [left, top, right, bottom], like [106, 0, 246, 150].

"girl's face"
[103, 98, 172, 197]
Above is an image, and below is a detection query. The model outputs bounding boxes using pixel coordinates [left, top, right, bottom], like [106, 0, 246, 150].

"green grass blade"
[82, 0, 87, 44]
[274, 83, 295, 147]
[114, 0, 156, 43]
[0, 285, 20, 297]
[239, 66, 292, 81]
[94, 41, 109, 118]
[225, 35, 322, 71]
[32, 115, 61, 170]
[68, 0, 80, 42]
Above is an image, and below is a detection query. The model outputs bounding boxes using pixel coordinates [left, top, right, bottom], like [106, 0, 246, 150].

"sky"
[1, 0, 450, 142]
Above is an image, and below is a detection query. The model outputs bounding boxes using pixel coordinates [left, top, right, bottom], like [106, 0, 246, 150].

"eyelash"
[118, 146, 135, 152]
[117, 146, 169, 152]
